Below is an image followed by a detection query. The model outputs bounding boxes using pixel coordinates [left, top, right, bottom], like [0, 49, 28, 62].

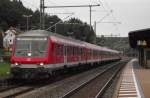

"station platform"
[113, 59, 150, 98]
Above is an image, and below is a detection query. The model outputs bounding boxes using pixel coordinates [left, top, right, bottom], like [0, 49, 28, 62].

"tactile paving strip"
[117, 60, 141, 98]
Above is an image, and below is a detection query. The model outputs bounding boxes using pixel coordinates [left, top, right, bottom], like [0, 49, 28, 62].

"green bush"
[0, 62, 10, 77]
[0, 49, 4, 56]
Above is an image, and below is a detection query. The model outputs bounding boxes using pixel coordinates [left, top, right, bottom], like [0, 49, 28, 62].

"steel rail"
[94, 62, 126, 98]
[3, 87, 36, 98]
[62, 61, 124, 98]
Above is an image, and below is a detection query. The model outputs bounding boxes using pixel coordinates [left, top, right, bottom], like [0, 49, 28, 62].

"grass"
[0, 62, 10, 77]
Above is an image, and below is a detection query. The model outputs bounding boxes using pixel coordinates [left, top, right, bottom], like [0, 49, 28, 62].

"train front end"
[11, 36, 50, 79]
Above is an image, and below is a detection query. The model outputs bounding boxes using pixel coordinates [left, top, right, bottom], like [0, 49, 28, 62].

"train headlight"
[28, 53, 32, 57]
[40, 63, 44, 66]
[15, 63, 19, 66]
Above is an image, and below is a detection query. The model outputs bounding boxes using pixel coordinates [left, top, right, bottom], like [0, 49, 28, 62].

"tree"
[0, 0, 33, 30]
[56, 18, 96, 43]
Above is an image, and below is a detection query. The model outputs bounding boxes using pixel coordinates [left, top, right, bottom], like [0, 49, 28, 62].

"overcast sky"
[21, 0, 150, 37]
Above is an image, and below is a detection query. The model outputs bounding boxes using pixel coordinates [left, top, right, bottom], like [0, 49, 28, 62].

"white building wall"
[3, 30, 16, 48]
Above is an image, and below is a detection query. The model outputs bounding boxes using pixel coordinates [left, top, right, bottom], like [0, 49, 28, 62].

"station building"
[129, 28, 150, 68]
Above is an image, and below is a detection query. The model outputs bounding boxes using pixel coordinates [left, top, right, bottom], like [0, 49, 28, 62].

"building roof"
[129, 28, 150, 48]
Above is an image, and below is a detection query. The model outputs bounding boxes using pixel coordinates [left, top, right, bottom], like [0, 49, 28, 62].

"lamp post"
[23, 15, 32, 31]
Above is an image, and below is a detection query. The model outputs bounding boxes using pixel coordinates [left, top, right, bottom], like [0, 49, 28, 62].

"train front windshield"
[14, 37, 48, 57]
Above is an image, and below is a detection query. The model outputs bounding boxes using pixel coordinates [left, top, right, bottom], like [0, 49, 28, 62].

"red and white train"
[11, 30, 121, 78]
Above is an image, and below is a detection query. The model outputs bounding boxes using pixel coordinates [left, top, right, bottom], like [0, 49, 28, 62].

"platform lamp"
[137, 40, 147, 48]
[23, 15, 33, 31]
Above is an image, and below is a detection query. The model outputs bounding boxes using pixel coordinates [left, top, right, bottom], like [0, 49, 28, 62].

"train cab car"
[11, 30, 51, 78]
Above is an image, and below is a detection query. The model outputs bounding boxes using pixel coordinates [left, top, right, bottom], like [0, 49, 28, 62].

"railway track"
[0, 86, 36, 98]
[62, 61, 126, 98]
[0, 79, 55, 98]
[0, 77, 53, 98]
[14, 60, 128, 98]
[0, 77, 27, 93]
[0, 79, 37, 98]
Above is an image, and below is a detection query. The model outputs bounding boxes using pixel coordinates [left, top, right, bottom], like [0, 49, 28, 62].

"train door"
[79, 48, 82, 63]
[64, 45, 67, 65]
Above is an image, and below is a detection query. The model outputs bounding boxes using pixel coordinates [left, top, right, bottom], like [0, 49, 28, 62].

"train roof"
[83, 42, 103, 51]
[17, 30, 119, 53]
[18, 30, 51, 37]
[17, 30, 85, 47]
[102, 47, 120, 53]
[83, 42, 119, 53]
[50, 35, 85, 47]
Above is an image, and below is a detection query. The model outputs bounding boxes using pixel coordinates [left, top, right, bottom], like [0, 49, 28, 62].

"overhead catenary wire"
[46, 13, 75, 31]
[96, 0, 121, 36]
[47, 12, 74, 15]
[45, 0, 72, 15]
[97, 10, 113, 23]
[99, 0, 121, 24]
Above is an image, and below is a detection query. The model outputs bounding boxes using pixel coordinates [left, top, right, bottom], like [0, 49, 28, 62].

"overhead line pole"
[40, 1, 100, 30]
[40, 0, 45, 29]
[89, 5, 92, 30]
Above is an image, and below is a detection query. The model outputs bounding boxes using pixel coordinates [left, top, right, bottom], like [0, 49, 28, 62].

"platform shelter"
[129, 28, 150, 68]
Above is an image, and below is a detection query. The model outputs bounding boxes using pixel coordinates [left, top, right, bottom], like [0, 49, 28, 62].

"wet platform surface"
[114, 59, 143, 98]
[133, 59, 150, 98]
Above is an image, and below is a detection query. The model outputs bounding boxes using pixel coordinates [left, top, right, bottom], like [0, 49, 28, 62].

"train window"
[68, 46, 70, 56]
[54, 44, 57, 56]
[56, 44, 59, 56]
[103, 51, 105, 56]
[59, 45, 61, 55]
[64, 46, 67, 56]
[75, 47, 77, 56]
[58, 45, 63, 56]
[58, 45, 61, 56]
[67, 46, 69, 56]
[80, 48, 82, 56]
[69, 46, 71, 56]
[99, 51, 101, 57]
[53, 44, 62, 56]
[53, 44, 55, 55]
[74, 47, 76, 56]
[94, 50, 96, 56]
[76, 47, 77, 55]
[77, 48, 78, 55]
[67, 46, 70, 56]
[56, 45, 58, 55]
[89, 49, 92, 56]
[76, 47, 78, 55]
[15, 37, 48, 57]
[73, 47, 75, 56]
[76, 47, 78, 56]
[61, 45, 63, 56]
[96, 50, 98, 56]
